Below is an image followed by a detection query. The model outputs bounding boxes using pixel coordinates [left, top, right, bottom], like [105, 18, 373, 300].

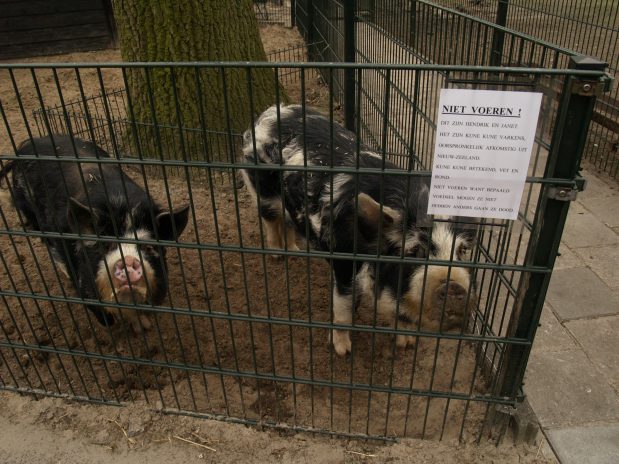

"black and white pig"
[0, 135, 189, 332]
[241, 105, 477, 356]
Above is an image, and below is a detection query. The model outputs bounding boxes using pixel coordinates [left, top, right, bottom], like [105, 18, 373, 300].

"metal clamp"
[570, 78, 612, 96]
[547, 186, 577, 201]
[547, 175, 586, 201]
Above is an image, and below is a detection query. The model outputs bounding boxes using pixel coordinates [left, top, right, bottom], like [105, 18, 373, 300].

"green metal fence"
[355, 0, 619, 178]
[0, 59, 610, 443]
[254, 0, 294, 27]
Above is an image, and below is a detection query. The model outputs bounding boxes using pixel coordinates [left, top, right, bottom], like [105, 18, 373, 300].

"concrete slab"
[566, 315, 619, 391]
[546, 424, 619, 464]
[561, 202, 619, 249]
[554, 243, 584, 271]
[580, 193, 619, 228]
[579, 168, 615, 200]
[575, 245, 619, 290]
[525, 350, 619, 427]
[532, 305, 576, 353]
[546, 267, 619, 321]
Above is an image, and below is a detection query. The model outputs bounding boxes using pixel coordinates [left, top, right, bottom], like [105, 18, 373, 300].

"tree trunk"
[112, 0, 278, 161]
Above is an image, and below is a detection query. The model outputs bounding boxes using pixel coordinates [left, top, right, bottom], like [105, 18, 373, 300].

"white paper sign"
[427, 89, 542, 220]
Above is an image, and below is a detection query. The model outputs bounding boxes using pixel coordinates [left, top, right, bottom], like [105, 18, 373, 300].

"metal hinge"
[547, 176, 587, 201]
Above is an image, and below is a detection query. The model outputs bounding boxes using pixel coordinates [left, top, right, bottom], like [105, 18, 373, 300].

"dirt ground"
[0, 24, 554, 463]
[0, 392, 555, 464]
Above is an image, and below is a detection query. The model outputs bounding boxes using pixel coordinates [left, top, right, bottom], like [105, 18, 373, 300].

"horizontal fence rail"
[0, 61, 609, 443]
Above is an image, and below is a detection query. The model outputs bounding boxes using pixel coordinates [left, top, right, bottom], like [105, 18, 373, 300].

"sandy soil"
[0, 24, 554, 463]
[0, 392, 555, 464]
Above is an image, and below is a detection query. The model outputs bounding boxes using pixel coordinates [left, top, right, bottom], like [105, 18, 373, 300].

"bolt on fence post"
[490, 0, 509, 66]
[343, 0, 356, 131]
[497, 56, 609, 400]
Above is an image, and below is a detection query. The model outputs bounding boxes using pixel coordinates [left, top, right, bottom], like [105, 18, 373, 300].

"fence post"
[497, 56, 609, 400]
[290, 0, 296, 27]
[490, 0, 509, 66]
[343, 0, 356, 131]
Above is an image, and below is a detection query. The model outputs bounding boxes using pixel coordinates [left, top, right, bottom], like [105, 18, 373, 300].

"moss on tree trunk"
[112, 0, 279, 160]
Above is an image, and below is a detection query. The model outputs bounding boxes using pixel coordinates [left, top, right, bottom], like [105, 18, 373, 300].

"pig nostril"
[113, 257, 143, 284]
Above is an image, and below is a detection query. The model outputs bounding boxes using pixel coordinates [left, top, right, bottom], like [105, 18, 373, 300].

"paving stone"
[561, 202, 619, 249]
[525, 350, 619, 427]
[580, 194, 619, 228]
[546, 424, 619, 464]
[566, 315, 619, 391]
[579, 168, 616, 199]
[554, 243, 584, 271]
[531, 305, 576, 353]
[575, 245, 619, 290]
[546, 267, 619, 321]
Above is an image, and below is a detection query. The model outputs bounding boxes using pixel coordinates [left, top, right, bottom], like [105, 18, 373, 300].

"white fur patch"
[243, 105, 295, 163]
[284, 147, 308, 168]
[431, 222, 468, 260]
[355, 263, 374, 299]
[309, 212, 321, 235]
[97, 228, 154, 286]
[332, 288, 353, 324]
[321, 174, 351, 204]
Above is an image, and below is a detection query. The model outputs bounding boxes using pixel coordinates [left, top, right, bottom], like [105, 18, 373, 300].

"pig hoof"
[332, 329, 351, 356]
[129, 314, 152, 334]
[396, 334, 417, 350]
[139, 314, 152, 331]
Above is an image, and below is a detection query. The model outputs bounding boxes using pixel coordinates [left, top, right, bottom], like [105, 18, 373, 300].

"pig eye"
[140, 244, 156, 255]
[407, 245, 426, 258]
[457, 243, 470, 257]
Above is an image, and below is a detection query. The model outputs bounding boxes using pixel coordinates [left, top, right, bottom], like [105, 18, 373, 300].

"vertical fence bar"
[291, 0, 296, 27]
[343, 0, 356, 131]
[408, 0, 417, 50]
[498, 56, 609, 400]
[490, 0, 509, 66]
[307, 0, 315, 58]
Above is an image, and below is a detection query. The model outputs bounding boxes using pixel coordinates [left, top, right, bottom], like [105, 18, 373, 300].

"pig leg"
[118, 308, 151, 334]
[332, 286, 353, 356]
[262, 215, 299, 255]
[263, 216, 284, 250]
[49, 246, 70, 279]
[331, 260, 355, 356]
[395, 313, 417, 350]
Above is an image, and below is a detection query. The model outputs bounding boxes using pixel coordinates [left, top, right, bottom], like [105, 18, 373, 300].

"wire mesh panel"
[254, 0, 294, 27]
[412, 0, 619, 178]
[297, 0, 583, 163]
[0, 61, 608, 441]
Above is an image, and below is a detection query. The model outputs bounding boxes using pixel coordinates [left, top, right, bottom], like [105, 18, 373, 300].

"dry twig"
[173, 435, 217, 452]
[107, 419, 137, 445]
[345, 450, 376, 458]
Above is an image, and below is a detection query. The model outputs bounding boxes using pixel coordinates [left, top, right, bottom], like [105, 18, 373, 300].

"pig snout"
[436, 280, 467, 302]
[113, 256, 143, 285]
[433, 280, 470, 330]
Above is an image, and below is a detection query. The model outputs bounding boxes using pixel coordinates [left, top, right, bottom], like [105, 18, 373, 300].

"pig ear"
[67, 197, 97, 234]
[356, 193, 400, 230]
[155, 205, 190, 241]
